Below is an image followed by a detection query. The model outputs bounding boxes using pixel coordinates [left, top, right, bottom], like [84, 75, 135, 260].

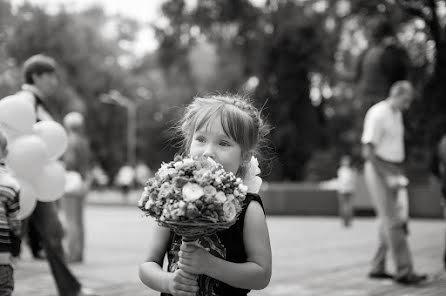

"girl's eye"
[195, 136, 206, 143]
[220, 141, 231, 147]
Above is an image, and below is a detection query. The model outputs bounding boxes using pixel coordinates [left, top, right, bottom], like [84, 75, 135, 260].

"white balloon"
[0, 122, 23, 144]
[33, 161, 66, 202]
[0, 95, 36, 135]
[6, 135, 48, 180]
[33, 121, 68, 160]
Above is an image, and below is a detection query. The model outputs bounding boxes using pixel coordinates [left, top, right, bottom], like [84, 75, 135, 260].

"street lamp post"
[100, 90, 137, 166]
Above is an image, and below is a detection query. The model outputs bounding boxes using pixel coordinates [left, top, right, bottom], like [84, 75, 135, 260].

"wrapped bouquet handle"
[182, 236, 210, 251]
[179, 234, 226, 296]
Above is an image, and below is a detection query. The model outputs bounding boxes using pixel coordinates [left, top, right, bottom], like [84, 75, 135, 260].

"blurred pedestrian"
[355, 17, 411, 115]
[134, 161, 152, 187]
[91, 164, 109, 188]
[362, 81, 427, 285]
[62, 112, 92, 263]
[336, 155, 356, 227]
[17, 54, 99, 296]
[0, 129, 21, 296]
[114, 164, 135, 202]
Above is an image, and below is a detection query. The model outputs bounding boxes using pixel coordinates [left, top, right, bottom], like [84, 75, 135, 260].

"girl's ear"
[241, 151, 253, 165]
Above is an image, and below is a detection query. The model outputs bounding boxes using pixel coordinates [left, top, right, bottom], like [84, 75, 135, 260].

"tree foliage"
[1, 0, 445, 182]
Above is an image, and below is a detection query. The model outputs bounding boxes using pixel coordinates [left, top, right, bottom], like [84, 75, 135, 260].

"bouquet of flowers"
[137, 155, 248, 238]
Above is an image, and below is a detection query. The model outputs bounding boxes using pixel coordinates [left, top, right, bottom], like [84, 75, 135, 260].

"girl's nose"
[203, 145, 216, 159]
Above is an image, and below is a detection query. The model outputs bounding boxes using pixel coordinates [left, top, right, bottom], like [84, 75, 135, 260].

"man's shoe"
[77, 288, 100, 296]
[395, 273, 428, 285]
[368, 271, 394, 279]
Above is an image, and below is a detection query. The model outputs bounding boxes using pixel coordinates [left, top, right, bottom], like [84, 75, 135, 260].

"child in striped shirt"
[0, 129, 21, 296]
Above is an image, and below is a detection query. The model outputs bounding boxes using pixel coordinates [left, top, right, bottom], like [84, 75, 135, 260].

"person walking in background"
[62, 112, 92, 263]
[114, 164, 135, 203]
[354, 17, 411, 116]
[337, 155, 356, 228]
[17, 54, 98, 296]
[362, 81, 427, 285]
[0, 130, 21, 296]
[134, 161, 152, 188]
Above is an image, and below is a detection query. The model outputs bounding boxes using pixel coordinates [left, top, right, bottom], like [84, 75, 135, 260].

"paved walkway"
[13, 192, 446, 296]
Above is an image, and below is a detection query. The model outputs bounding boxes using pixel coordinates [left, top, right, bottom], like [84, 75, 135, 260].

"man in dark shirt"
[355, 17, 411, 116]
[18, 54, 98, 296]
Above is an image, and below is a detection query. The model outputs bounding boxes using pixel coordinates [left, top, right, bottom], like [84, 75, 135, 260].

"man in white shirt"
[362, 81, 427, 285]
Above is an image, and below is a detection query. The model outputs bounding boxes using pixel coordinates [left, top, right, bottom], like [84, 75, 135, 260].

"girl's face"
[189, 116, 243, 175]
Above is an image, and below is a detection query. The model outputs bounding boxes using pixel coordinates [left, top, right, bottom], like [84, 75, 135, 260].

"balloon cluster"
[0, 94, 68, 219]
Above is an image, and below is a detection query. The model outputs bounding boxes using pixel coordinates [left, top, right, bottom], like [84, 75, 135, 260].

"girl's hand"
[168, 268, 199, 296]
[178, 243, 213, 275]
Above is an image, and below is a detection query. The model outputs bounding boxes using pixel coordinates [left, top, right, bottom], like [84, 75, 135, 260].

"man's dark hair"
[23, 54, 57, 84]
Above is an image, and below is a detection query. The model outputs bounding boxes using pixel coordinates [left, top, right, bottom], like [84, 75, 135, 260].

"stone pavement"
[13, 192, 446, 296]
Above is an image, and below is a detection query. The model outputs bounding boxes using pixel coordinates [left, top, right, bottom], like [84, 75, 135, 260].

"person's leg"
[0, 265, 14, 296]
[76, 195, 85, 262]
[31, 201, 81, 296]
[364, 162, 417, 279]
[364, 162, 414, 278]
[64, 195, 85, 262]
[344, 193, 353, 227]
[369, 222, 389, 275]
[27, 219, 45, 259]
[337, 193, 348, 226]
[62, 195, 77, 262]
[396, 187, 409, 234]
[364, 162, 390, 274]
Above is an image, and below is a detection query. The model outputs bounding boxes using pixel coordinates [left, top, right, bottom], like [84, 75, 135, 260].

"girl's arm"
[139, 220, 198, 295]
[179, 201, 272, 290]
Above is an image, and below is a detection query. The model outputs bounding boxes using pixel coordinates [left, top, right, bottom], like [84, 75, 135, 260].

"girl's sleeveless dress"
[161, 193, 264, 296]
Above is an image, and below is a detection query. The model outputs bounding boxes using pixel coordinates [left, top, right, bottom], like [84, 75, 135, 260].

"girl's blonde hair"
[177, 94, 269, 176]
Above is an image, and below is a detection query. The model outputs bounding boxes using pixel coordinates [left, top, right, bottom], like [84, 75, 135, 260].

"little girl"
[337, 155, 356, 227]
[139, 95, 272, 296]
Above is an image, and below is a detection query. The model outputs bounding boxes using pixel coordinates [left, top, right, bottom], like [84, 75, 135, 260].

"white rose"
[214, 191, 227, 203]
[167, 168, 178, 176]
[242, 156, 262, 193]
[183, 158, 194, 165]
[182, 183, 204, 201]
[203, 185, 217, 197]
[174, 161, 184, 170]
[223, 201, 237, 222]
[246, 156, 261, 176]
[157, 168, 169, 180]
[244, 176, 262, 194]
[145, 199, 154, 210]
[178, 200, 186, 209]
[238, 184, 248, 194]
